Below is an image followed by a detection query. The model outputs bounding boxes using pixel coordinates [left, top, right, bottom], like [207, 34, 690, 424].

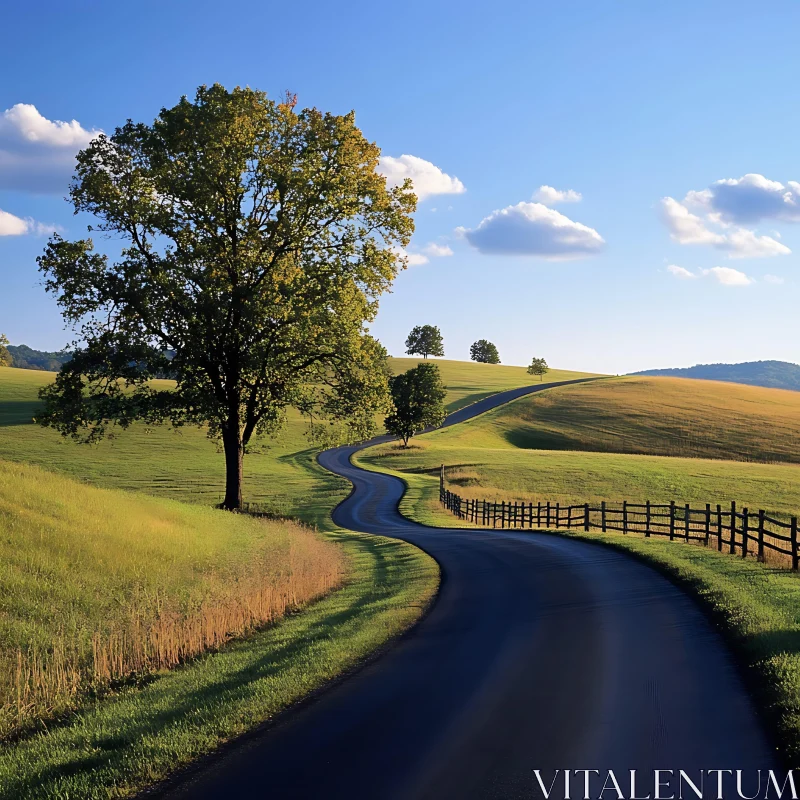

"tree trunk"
[222, 428, 244, 510]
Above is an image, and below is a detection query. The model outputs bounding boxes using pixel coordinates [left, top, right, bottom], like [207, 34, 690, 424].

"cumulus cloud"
[764, 274, 785, 285]
[532, 185, 582, 205]
[378, 155, 465, 202]
[0, 103, 100, 192]
[685, 173, 800, 224]
[420, 242, 453, 257]
[462, 201, 604, 259]
[704, 266, 753, 286]
[660, 197, 789, 259]
[666, 264, 697, 279]
[0, 207, 58, 236]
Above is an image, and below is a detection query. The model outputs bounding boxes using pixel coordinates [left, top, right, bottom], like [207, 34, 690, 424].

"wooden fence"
[439, 466, 799, 569]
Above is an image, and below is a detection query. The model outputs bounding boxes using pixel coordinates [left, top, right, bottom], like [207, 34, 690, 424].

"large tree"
[385, 363, 447, 447]
[470, 339, 500, 364]
[405, 324, 444, 359]
[0, 334, 11, 367]
[36, 85, 415, 510]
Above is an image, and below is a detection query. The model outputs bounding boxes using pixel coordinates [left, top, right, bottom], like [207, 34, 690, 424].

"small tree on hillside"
[35, 85, 416, 510]
[470, 339, 500, 364]
[0, 334, 11, 367]
[527, 357, 549, 381]
[385, 362, 447, 447]
[405, 325, 444, 359]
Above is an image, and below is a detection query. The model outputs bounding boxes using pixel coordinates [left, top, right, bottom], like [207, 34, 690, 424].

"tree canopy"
[385, 363, 447, 447]
[36, 84, 416, 509]
[0, 335, 11, 367]
[405, 325, 444, 359]
[470, 339, 500, 364]
[527, 357, 549, 380]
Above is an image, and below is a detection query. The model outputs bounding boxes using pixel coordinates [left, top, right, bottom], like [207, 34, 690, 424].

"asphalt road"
[161, 380, 776, 799]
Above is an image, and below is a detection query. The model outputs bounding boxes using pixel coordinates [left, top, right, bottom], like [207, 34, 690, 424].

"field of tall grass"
[0, 459, 344, 740]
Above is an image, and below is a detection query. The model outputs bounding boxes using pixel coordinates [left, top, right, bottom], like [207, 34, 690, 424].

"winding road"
[163, 381, 776, 799]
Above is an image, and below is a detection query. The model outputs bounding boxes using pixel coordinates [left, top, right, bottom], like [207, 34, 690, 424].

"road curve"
[162, 380, 776, 800]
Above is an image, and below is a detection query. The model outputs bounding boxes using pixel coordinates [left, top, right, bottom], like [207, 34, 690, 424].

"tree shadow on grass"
[0, 400, 40, 427]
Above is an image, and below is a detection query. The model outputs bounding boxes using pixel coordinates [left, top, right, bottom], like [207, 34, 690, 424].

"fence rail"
[438, 466, 799, 570]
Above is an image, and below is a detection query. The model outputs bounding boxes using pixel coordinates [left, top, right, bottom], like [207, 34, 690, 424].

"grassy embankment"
[357, 375, 800, 765]
[0, 359, 591, 797]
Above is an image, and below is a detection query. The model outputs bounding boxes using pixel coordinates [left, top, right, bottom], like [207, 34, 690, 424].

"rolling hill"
[633, 360, 800, 391]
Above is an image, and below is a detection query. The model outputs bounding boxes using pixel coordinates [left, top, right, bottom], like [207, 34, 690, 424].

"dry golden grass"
[0, 459, 344, 740]
[436, 376, 800, 463]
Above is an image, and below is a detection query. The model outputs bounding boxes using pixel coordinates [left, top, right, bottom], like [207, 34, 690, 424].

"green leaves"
[405, 324, 444, 359]
[385, 363, 447, 447]
[36, 84, 414, 506]
[470, 339, 500, 364]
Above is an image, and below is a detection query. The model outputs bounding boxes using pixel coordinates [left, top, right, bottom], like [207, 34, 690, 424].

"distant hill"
[632, 360, 800, 392]
[6, 345, 71, 372]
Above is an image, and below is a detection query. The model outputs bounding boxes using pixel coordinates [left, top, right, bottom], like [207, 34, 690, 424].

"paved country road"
[160, 381, 776, 800]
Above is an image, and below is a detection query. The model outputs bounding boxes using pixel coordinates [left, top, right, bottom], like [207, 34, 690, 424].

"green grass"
[439, 375, 800, 462]
[0, 459, 346, 740]
[0, 530, 437, 799]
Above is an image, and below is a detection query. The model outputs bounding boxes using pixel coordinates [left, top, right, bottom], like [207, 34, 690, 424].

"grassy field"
[0, 362, 598, 516]
[0, 460, 344, 740]
[0, 525, 437, 799]
[438, 375, 800, 463]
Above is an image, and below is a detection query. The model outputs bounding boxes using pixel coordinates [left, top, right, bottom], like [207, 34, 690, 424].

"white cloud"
[0, 207, 58, 236]
[667, 264, 697, 279]
[462, 201, 604, 259]
[378, 155, 465, 202]
[704, 266, 753, 286]
[533, 185, 582, 205]
[764, 274, 785, 284]
[660, 197, 789, 259]
[0, 103, 100, 193]
[421, 242, 453, 257]
[406, 252, 428, 266]
[685, 173, 800, 224]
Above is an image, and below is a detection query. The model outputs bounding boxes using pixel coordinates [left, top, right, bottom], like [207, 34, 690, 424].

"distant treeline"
[633, 360, 800, 392]
[7, 345, 72, 372]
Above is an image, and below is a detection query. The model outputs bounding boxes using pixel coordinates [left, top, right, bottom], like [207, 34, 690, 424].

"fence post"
[568, 506, 573, 529]
[669, 501, 675, 541]
[555, 502, 560, 529]
[730, 501, 737, 555]
[717, 504, 723, 551]
[623, 501, 628, 534]
[705, 503, 711, 547]
[792, 517, 798, 571]
[501, 501, 506, 529]
[529, 502, 533, 529]
[685, 503, 690, 542]
[584, 503, 590, 532]
[537, 502, 542, 528]
[546, 501, 551, 528]
[601, 501, 607, 533]
[742, 507, 749, 559]
[758, 510, 765, 563]
[645, 500, 651, 537]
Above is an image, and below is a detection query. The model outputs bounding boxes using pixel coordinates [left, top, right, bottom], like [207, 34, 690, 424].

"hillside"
[0, 361, 597, 513]
[426, 376, 800, 463]
[633, 360, 800, 392]
[5, 344, 71, 372]
[357, 375, 800, 525]
[0, 459, 343, 739]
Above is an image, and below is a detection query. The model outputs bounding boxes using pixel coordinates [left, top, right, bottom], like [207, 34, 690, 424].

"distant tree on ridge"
[527, 357, 549, 380]
[405, 325, 444, 359]
[470, 339, 500, 364]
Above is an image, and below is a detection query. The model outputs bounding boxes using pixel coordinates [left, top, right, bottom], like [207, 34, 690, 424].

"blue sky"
[2, 0, 800, 373]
